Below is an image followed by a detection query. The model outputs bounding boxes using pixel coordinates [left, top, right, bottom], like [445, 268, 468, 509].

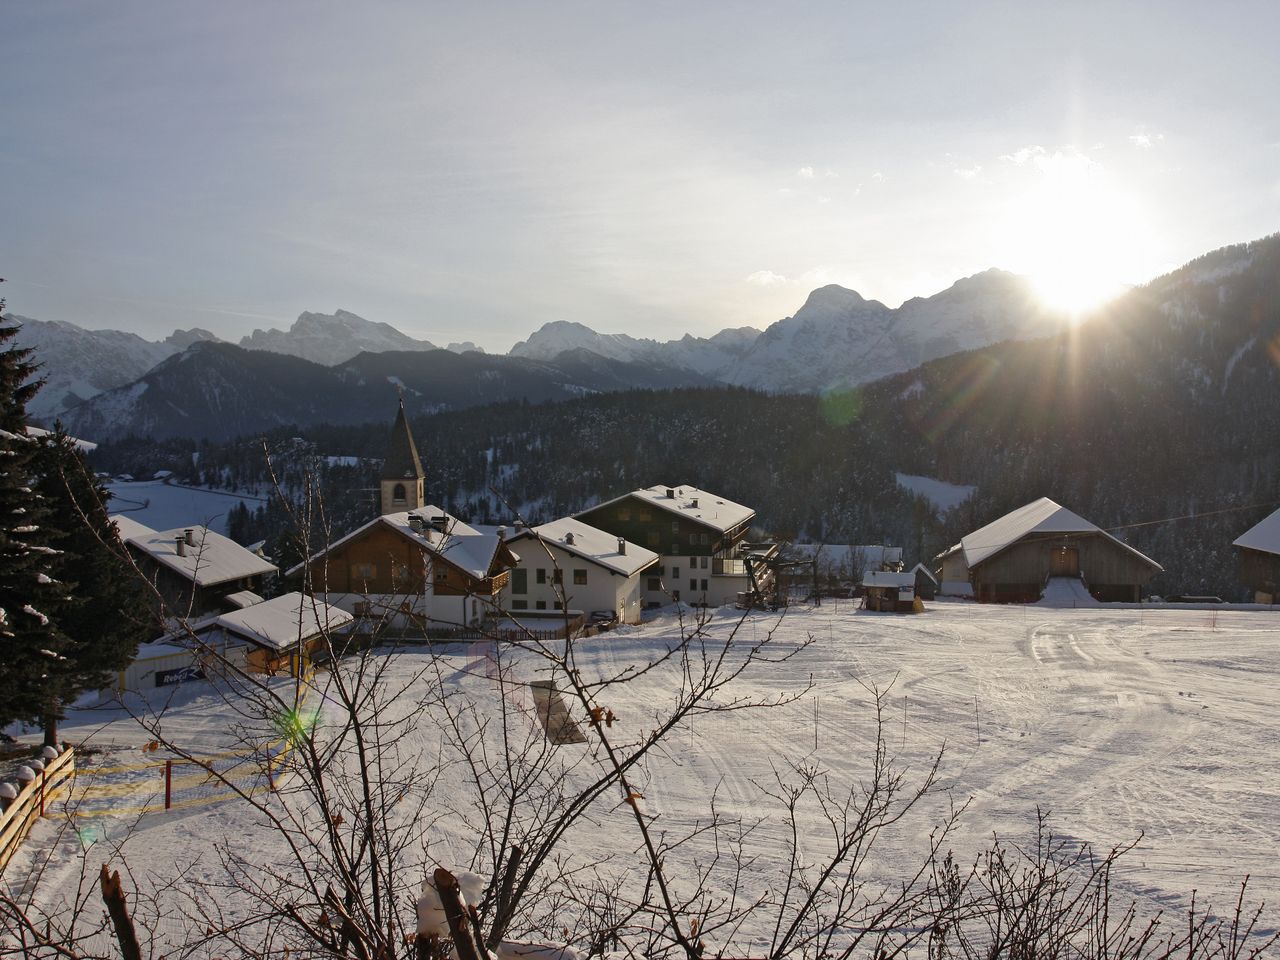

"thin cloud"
[953, 164, 982, 179]
[745, 270, 789, 287]
[797, 166, 815, 179]
[1129, 131, 1165, 148]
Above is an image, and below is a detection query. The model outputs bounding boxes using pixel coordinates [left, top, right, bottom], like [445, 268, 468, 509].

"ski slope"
[9, 602, 1280, 948]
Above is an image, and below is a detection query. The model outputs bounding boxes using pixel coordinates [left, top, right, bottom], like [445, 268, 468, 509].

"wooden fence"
[0, 748, 76, 874]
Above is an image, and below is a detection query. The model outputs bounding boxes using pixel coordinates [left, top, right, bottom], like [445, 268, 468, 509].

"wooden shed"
[938, 498, 1162, 603]
[861, 570, 921, 613]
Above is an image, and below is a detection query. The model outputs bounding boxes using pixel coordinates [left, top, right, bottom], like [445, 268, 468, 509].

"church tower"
[380, 400, 426, 515]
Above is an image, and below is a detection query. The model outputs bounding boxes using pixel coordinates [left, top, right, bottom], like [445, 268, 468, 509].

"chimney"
[514, 519, 526, 532]
[690, 498, 699, 509]
[665, 487, 675, 499]
[184, 528, 195, 546]
[408, 515, 423, 532]
[564, 531, 575, 546]
[175, 536, 186, 558]
[617, 537, 626, 554]
[496, 525, 506, 541]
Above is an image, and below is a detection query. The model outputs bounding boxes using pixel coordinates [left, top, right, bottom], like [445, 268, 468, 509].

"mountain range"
[7, 265, 1067, 428]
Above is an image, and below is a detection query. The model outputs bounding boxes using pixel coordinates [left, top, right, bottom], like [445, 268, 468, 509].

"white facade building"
[500, 518, 659, 624]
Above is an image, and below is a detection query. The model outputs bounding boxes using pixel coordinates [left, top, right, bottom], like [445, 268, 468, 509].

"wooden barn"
[934, 497, 1162, 603]
[1233, 507, 1280, 604]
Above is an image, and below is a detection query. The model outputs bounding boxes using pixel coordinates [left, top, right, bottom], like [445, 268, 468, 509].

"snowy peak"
[509, 320, 661, 364]
[165, 327, 222, 350]
[239, 309, 437, 366]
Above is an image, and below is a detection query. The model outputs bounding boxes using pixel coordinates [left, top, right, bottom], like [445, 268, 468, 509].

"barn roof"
[1234, 507, 1280, 557]
[214, 592, 352, 652]
[959, 497, 1161, 571]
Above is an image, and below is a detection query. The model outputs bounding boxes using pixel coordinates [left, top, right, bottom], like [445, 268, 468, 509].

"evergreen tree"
[0, 319, 69, 738]
[33, 428, 152, 744]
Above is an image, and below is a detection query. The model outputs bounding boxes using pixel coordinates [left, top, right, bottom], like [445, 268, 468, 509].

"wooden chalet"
[1233, 507, 1280, 604]
[287, 403, 518, 631]
[934, 497, 1161, 603]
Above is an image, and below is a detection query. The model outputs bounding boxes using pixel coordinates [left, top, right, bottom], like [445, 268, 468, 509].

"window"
[638, 509, 651, 521]
[647, 531, 659, 547]
[511, 568, 528, 594]
[352, 562, 376, 580]
[512, 599, 528, 610]
[700, 533, 709, 545]
[535, 600, 547, 610]
[690, 578, 697, 591]
[700, 556, 708, 569]
[392, 483, 406, 504]
[554, 601, 563, 610]
[689, 555, 696, 567]
[689, 533, 696, 545]
[552, 569, 563, 583]
[672, 520, 680, 533]
[701, 578, 708, 592]
[391, 561, 411, 586]
[672, 590, 680, 601]
[536, 568, 546, 584]
[648, 577, 661, 591]
[435, 568, 449, 582]
[671, 543, 679, 555]
[673, 566, 680, 579]
[618, 507, 631, 521]
[573, 569, 588, 585]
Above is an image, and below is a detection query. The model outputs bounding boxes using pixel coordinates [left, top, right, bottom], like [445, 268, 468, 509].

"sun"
[998, 151, 1148, 319]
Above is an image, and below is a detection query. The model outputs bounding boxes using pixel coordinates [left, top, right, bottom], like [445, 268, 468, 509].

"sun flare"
[999, 150, 1148, 319]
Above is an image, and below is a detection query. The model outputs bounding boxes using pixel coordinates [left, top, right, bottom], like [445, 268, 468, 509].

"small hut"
[861, 571, 920, 613]
[1234, 508, 1280, 603]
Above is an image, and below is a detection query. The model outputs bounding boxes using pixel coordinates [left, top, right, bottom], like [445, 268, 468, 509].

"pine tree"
[33, 428, 152, 744]
[0, 319, 69, 738]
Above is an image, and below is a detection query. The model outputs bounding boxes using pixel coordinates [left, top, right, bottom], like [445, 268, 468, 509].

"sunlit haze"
[2, 3, 1278, 349]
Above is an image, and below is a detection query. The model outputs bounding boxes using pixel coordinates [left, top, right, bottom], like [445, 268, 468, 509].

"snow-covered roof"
[508, 518, 659, 578]
[213, 592, 352, 652]
[223, 590, 264, 610]
[588, 484, 754, 534]
[1234, 507, 1280, 557]
[959, 498, 1161, 571]
[24, 425, 98, 452]
[863, 571, 917, 589]
[908, 562, 939, 584]
[111, 515, 278, 586]
[286, 506, 514, 581]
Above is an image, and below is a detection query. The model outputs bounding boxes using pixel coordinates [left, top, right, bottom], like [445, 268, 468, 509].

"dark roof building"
[1233, 508, 1280, 604]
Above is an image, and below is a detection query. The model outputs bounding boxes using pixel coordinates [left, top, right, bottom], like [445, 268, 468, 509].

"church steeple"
[380, 399, 425, 515]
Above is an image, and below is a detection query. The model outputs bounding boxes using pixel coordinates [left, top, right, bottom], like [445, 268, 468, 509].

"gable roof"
[213, 592, 352, 651]
[959, 497, 1161, 571]
[286, 505, 514, 581]
[584, 484, 754, 534]
[506, 518, 659, 577]
[112, 515, 278, 587]
[908, 562, 939, 585]
[381, 400, 425, 482]
[1234, 507, 1280, 557]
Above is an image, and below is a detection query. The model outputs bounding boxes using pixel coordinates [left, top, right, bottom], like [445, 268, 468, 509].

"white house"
[499, 518, 659, 624]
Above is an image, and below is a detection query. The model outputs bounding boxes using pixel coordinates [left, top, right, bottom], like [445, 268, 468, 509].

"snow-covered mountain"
[4, 315, 209, 420]
[509, 271, 1062, 393]
[510, 320, 760, 375]
[720, 270, 1061, 392]
[239, 309, 437, 365]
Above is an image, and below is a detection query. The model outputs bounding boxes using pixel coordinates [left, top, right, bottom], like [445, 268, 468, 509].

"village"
[80, 403, 1280, 695]
[3, 409, 1279, 957]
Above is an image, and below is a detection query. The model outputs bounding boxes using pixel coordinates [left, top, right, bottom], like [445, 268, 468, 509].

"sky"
[2, 2, 1279, 352]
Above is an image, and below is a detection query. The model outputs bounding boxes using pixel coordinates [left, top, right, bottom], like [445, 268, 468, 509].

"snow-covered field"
[9, 601, 1280, 948]
[106, 478, 267, 535]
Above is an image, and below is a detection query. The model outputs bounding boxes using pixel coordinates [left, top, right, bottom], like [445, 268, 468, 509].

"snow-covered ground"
[894, 472, 976, 512]
[106, 478, 267, 535]
[8, 602, 1279, 949]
